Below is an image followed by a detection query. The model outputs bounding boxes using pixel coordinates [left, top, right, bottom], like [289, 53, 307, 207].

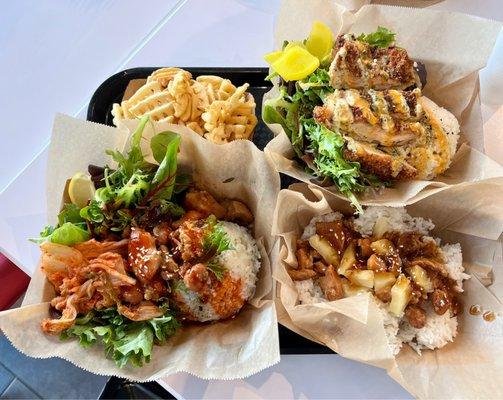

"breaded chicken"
[329, 34, 420, 90]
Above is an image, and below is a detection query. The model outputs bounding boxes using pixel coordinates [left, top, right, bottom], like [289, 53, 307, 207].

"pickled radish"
[271, 46, 320, 81]
[264, 50, 283, 64]
[305, 21, 334, 61]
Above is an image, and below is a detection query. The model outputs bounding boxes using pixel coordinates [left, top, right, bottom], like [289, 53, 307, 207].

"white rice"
[178, 221, 261, 322]
[295, 207, 466, 355]
[398, 305, 458, 354]
[215, 221, 261, 300]
[440, 243, 469, 291]
[177, 288, 219, 321]
[294, 279, 326, 305]
[352, 206, 434, 237]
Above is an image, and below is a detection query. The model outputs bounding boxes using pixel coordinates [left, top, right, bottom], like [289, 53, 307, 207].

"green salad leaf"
[30, 205, 90, 245]
[148, 135, 181, 202]
[203, 215, 232, 254]
[150, 131, 180, 164]
[61, 307, 179, 368]
[357, 26, 396, 48]
[263, 65, 386, 211]
[206, 260, 226, 282]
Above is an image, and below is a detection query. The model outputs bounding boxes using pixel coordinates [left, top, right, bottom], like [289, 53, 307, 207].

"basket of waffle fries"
[112, 67, 258, 144]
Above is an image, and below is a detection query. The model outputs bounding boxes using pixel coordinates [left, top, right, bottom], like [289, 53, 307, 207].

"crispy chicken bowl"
[0, 114, 280, 380]
[263, 21, 469, 211]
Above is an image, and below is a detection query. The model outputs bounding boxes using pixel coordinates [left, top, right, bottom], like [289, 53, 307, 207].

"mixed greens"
[34, 116, 194, 367]
[61, 306, 179, 368]
[33, 116, 189, 245]
[263, 24, 393, 211]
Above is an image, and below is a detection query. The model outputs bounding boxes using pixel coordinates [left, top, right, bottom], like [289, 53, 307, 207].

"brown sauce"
[483, 311, 496, 322]
[469, 304, 482, 316]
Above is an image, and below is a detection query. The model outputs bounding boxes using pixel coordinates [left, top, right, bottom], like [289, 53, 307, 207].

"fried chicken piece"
[296, 240, 314, 269]
[329, 34, 420, 90]
[221, 199, 254, 225]
[172, 210, 206, 228]
[184, 189, 226, 219]
[129, 228, 162, 284]
[183, 263, 210, 293]
[120, 283, 144, 304]
[343, 138, 417, 181]
[316, 89, 423, 147]
[318, 265, 344, 301]
[118, 301, 164, 321]
[405, 304, 426, 328]
[153, 222, 172, 245]
[288, 268, 318, 281]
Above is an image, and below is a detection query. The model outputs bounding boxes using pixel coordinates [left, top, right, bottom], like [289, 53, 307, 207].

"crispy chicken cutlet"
[329, 34, 421, 90]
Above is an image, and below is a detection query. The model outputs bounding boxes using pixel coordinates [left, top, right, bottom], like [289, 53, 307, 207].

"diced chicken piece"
[183, 189, 226, 219]
[172, 210, 206, 228]
[315, 220, 352, 254]
[221, 199, 254, 225]
[410, 257, 448, 278]
[405, 304, 426, 328]
[357, 238, 373, 258]
[296, 240, 314, 269]
[183, 263, 210, 293]
[318, 265, 344, 301]
[313, 261, 327, 275]
[129, 228, 162, 284]
[288, 268, 318, 281]
[431, 288, 450, 315]
[152, 222, 172, 245]
[120, 283, 144, 304]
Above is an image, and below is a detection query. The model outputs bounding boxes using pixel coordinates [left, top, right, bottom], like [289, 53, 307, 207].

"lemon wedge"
[68, 172, 95, 208]
[264, 50, 284, 64]
[271, 46, 320, 81]
[305, 21, 334, 61]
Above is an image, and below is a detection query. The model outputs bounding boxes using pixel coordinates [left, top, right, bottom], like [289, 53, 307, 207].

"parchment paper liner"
[264, 1, 503, 206]
[273, 181, 503, 399]
[0, 114, 281, 381]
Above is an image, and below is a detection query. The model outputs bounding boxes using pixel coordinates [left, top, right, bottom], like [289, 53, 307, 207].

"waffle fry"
[202, 84, 258, 143]
[111, 68, 257, 143]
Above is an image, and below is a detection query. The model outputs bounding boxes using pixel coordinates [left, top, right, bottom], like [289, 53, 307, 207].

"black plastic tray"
[87, 67, 332, 355]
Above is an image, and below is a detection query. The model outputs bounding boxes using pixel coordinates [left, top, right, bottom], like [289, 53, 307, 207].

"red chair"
[0, 253, 30, 310]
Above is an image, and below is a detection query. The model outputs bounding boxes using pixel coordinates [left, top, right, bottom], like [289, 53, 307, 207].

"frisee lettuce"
[60, 307, 179, 368]
[357, 26, 396, 48]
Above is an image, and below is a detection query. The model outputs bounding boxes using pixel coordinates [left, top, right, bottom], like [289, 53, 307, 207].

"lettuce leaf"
[61, 307, 179, 368]
[150, 131, 179, 164]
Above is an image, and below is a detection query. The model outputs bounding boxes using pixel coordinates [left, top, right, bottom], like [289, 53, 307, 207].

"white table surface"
[0, 1, 501, 399]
